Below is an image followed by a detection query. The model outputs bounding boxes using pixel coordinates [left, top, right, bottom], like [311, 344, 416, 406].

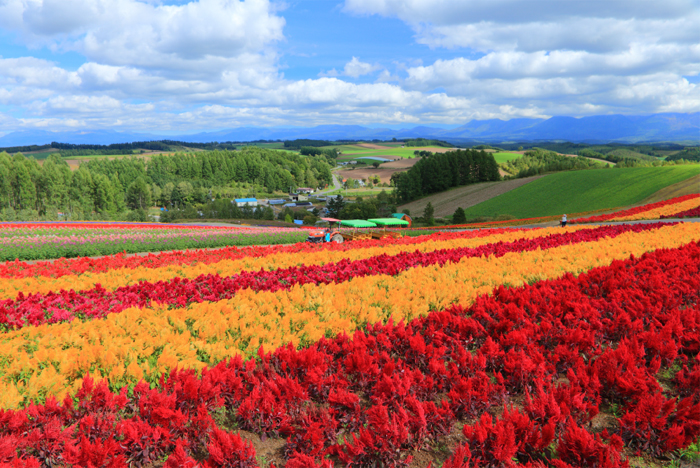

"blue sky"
[0, 0, 698, 135]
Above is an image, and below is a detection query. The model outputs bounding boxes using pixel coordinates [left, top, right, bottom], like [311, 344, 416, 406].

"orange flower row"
[1, 222, 697, 409]
[0, 226, 596, 300]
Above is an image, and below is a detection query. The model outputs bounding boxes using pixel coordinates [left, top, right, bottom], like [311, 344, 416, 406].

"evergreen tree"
[326, 195, 346, 218]
[453, 207, 467, 224]
[126, 177, 152, 210]
[423, 202, 435, 226]
[15, 162, 36, 210]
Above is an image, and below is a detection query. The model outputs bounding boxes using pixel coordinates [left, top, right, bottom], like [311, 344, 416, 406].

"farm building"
[234, 198, 258, 207]
[297, 187, 315, 194]
[268, 199, 286, 205]
[290, 193, 308, 202]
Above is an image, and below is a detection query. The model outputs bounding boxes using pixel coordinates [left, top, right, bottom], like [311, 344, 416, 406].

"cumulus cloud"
[340, 0, 700, 119]
[0, 0, 285, 76]
[342, 57, 382, 78]
[0, 0, 698, 134]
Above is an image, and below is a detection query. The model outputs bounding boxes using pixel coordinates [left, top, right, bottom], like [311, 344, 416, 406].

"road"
[315, 173, 342, 196]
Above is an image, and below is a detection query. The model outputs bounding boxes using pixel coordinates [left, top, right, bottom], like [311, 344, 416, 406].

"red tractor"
[305, 218, 346, 243]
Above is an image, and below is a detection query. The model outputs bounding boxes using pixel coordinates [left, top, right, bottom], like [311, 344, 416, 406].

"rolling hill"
[459, 166, 700, 219]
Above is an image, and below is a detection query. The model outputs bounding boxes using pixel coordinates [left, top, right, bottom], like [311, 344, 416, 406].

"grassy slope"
[606, 148, 657, 161]
[461, 166, 700, 219]
[331, 144, 453, 161]
[492, 152, 523, 163]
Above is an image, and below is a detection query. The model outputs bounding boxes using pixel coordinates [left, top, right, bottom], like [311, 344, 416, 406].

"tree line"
[50, 140, 238, 152]
[0, 147, 333, 221]
[404, 138, 453, 148]
[502, 148, 605, 178]
[391, 149, 500, 203]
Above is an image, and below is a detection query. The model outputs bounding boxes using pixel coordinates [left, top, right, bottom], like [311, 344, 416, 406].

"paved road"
[315, 173, 342, 196]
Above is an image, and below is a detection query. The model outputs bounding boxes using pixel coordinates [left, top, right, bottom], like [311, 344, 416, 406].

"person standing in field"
[561, 214, 567, 227]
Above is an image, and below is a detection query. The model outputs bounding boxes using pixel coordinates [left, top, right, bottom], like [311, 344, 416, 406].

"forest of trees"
[0, 147, 332, 220]
[404, 138, 453, 148]
[666, 147, 700, 162]
[50, 140, 238, 152]
[392, 149, 500, 203]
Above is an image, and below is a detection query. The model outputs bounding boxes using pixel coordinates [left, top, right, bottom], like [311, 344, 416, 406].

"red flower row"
[1, 238, 698, 467]
[0, 229, 507, 280]
[0, 223, 667, 331]
[570, 194, 700, 224]
[661, 206, 700, 219]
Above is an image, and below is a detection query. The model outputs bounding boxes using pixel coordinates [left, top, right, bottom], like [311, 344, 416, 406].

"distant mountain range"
[1, 113, 698, 147]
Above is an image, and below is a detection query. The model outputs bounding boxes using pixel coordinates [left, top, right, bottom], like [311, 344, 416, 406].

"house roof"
[234, 198, 257, 203]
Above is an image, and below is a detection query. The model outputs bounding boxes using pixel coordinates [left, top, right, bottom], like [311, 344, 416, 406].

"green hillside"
[461, 166, 700, 219]
[492, 152, 522, 163]
[606, 148, 657, 161]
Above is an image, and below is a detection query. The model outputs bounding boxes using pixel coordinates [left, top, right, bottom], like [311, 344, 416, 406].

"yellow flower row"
[0, 222, 697, 409]
[0, 226, 595, 300]
[612, 197, 700, 221]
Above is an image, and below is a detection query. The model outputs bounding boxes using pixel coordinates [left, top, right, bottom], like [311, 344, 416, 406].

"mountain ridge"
[1, 113, 697, 146]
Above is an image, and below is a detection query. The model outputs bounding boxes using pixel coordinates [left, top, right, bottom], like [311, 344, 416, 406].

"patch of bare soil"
[337, 158, 420, 184]
[238, 430, 286, 466]
[408, 422, 468, 468]
[398, 176, 545, 218]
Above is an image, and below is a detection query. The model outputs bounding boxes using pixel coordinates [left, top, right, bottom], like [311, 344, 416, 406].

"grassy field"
[328, 144, 448, 161]
[492, 152, 523, 163]
[461, 166, 700, 219]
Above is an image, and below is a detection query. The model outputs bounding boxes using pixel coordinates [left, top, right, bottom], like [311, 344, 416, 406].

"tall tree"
[126, 177, 152, 210]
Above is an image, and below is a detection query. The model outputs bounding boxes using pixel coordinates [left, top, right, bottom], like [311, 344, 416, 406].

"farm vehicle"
[305, 215, 411, 244]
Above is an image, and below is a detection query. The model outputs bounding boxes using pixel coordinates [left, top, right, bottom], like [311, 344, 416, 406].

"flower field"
[1, 222, 699, 467]
[0, 222, 307, 261]
[571, 194, 700, 224]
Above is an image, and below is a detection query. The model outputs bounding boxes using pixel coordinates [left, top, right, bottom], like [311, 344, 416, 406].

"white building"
[234, 198, 258, 207]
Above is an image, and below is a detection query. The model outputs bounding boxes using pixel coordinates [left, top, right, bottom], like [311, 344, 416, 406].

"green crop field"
[492, 152, 523, 163]
[241, 142, 286, 149]
[330, 144, 444, 161]
[461, 166, 700, 219]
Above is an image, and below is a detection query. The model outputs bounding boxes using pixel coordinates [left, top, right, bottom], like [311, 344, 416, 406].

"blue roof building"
[233, 198, 258, 207]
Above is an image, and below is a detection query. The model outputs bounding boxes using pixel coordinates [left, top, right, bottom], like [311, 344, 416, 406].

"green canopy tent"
[367, 218, 410, 227]
[339, 219, 378, 228]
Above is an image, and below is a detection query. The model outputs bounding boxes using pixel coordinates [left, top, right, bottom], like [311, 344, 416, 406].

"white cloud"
[0, 0, 285, 77]
[342, 57, 381, 78]
[0, 0, 698, 134]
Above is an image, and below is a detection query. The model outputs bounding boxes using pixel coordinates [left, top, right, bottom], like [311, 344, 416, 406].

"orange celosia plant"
[0, 222, 698, 408]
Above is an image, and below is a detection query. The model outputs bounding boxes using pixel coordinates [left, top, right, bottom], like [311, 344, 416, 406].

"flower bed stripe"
[0, 224, 662, 331]
[0, 238, 698, 466]
[1, 222, 697, 408]
[0, 227, 530, 279]
[571, 193, 700, 223]
[661, 205, 700, 219]
[0, 226, 598, 301]
[0, 226, 307, 262]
